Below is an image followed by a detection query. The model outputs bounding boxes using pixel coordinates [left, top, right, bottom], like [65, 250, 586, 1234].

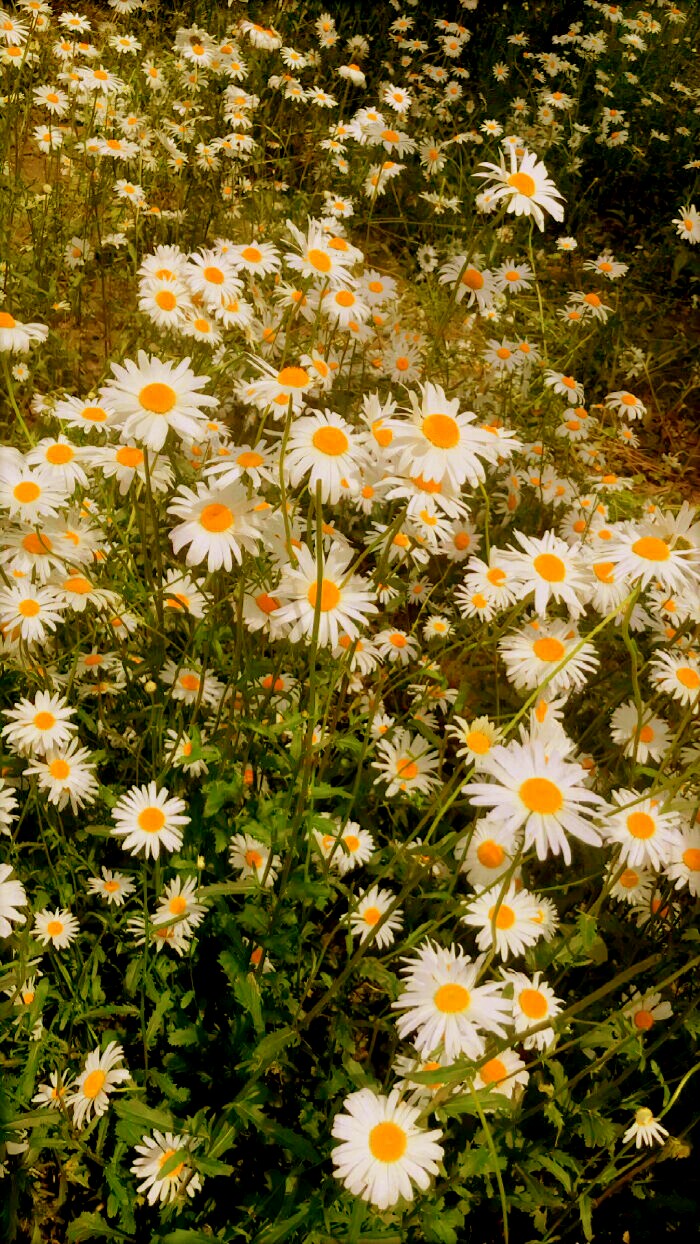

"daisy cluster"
[0, 0, 698, 1236]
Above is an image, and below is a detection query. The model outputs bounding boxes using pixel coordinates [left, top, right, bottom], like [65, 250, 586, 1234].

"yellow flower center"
[363, 905, 381, 926]
[137, 806, 166, 833]
[245, 849, 263, 869]
[155, 290, 177, 311]
[307, 248, 331, 273]
[519, 777, 563, 815]
[34, 711, 56, 731]
[476, 839, 505, 868]
[480, 1057, 507, 1085]
[422, 413, 459, 449]
[489, 903, 516, 929]
[199, 503, 234, 532]
[18, 599, 41, 617]
[14, 481, 41, 504]
[116, 446, 144, 468]
[312, 425, 349, 456]
[396, 757, 418, 780]
[533, 553, 566, 582]
[676, 666, 700, 690]
[626, 811, 656, 839]
[138, 382, 176, 414]
[169, 895, 188, 915]
[519, 988, 548, 1019]
[368, 1121, 407, 1163]
[533, 636, 566, 662]
[49, 759, 71, 780]
[434, 982, 470, 1013]
[631, 536, 670, 562]
[462, 268, 484, 289]
[46, 919, 63, 937]
[508, 171, 536, 196]
[633, 1008, 654, 1031]
[82, 1069, 107, 1099]
[307, 579, 341, 611]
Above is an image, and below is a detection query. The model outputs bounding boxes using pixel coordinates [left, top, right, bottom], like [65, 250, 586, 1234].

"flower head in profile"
[622, 1107, 669, 1149]
[474, 146, 564, 230]
[0, 865, 28, 938]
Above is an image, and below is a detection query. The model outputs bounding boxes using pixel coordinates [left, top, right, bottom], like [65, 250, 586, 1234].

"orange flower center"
[368, 1121, 407, 1163]
[633, 1009, 654, 1031]
[49, 759, 71, 780]
[34, 711, 56, 731]
[138, 382, 176, 414]
[508, 171, 536, 196]
[489, 903, 516, 929]
[519, 777, 563, 815]
[476, 839, 505, 868]
[396, 757, 418, 780]
[137, 806, 166, 833]
[312, 425, 349, 456]
[83, 1069, 107, 1099]
[626, 811, 656, 839]
[532, 636, 565, 662]
[631, 537, 670, 562]
[434, 982, 470, 1013]
[480, 1057, 508, 1085]
[199, 503, 234, 532]
[307, 248, 331, 273]
[422, 413, 459, 449]
[14, 481, 41, 504]
[533, 553, 566, 582]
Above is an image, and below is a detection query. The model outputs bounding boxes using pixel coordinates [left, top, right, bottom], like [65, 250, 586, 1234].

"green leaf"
[160, 1232, 218, 1244]
[579, 1193, 594, 1241]
[192, 1153, 233, 1177]
[146, 988, 172, 1048]
[113, 1098, 174, 1134]
[66, 1212, 126, 1242]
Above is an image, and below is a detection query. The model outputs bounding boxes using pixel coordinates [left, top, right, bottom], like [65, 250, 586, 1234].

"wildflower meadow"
[1, 1, 699, 1241]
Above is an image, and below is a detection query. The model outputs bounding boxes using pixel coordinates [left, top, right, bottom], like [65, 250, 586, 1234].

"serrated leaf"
[113, 1098, 174, 1133]
[66, 1212, 125, 1242]
[579, 1193, 594, 1241]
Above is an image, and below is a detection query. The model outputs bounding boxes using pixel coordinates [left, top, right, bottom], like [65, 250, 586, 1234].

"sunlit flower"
[331, 1088, 443, 1210]
[111, 782, 189, 860]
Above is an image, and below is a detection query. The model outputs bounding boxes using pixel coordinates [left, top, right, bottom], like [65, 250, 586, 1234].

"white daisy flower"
[2, 692, 77, 757]
[392, 940, 511, 1060]
[130, 1130, 202, 1205]
[503, 969, 563, 1050]
[152, 876, 207, 935]
[111, 782, 189, 860]
[33, 907, 79, 949]
[665, 825, 700, 897]
[348, 886, 403, 948]
[68, 1042, 130, 1129]
[229, 832, 280, 887]
[86, 867, 136, 906]
[100, 351, 218, 451]
[23, 740, 99, 813]
[622, 1107, 669, 1149]
[603, 790, 682, 870]
[0, 865, 28, 937]
[462, 885, 544, 960]
[331, 1087, 443, 1210]
[167, 482, 261, 572]
[466, 738, 605, 863]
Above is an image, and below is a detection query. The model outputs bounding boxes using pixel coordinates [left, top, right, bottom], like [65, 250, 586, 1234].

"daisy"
[284, 410, 362, 503]
[458, 554, 518, 615]
[33, 907, 79, 949]
[665, 826, 700, 897]
[622, 1107, 669, 1149]
[473, 1048, 529, 1101]
[152, 876, 207, 935]
[23, 740, 98, 813]
[605, 390, 647, 421]
[319, 817, 375, 872]
[331, 1088, 443, 1210]
[610, 701, 671, 763]
[229, 832, 280, 887]
[474, 146, 564, 229]
[499, 619, 599, 695]
[392, 940, 510, 1060]
[448, 716, 503, 770]
[167, 483, 261, 572]
[374, 629, 421, 665]
[622, 990, 673, 1033]
[462, 885, 544, 960]
[111, 782, 189, 860]
[438, 254, 496, 309]
[86, 867, 136, 906]
[373, 729, 439, 798]
[504, 969, 563, 1050]
[68, 1042, 130, 1129]
[274, 544, 377, 647]
[229, 240, 281, 276]
[608, 863, 656, 906]
[138, 279, 192, 329]
[0, 865, 27, 937]
[0, 779, 18, 836]
[607, 524, 698, 593]
[648, 651, 700, 705]
[503, 531, 588, 618]
[242, 361, 314, 416]
[131, 1130, 202, 1205]
[603, 790, 682, 870]
[32, 1072, 73, 1110]
[0, 311, 49, 353]
[100, 352, 218, 451]
[53, 394, 118, 432]
[672, 204, 700, 244]
[543, 370, 585, 405]
[0, 583, 65, 644]
[2, 692, 76, 757]
[466, 738, 605, 864]
[392, 383, 507, 491]
[0, 460, 66, 523]
[161, 570, 208, 620]
[455, 819, 520, 888]
[159, 660, 223, 708]
[349, 886, 403, 948]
